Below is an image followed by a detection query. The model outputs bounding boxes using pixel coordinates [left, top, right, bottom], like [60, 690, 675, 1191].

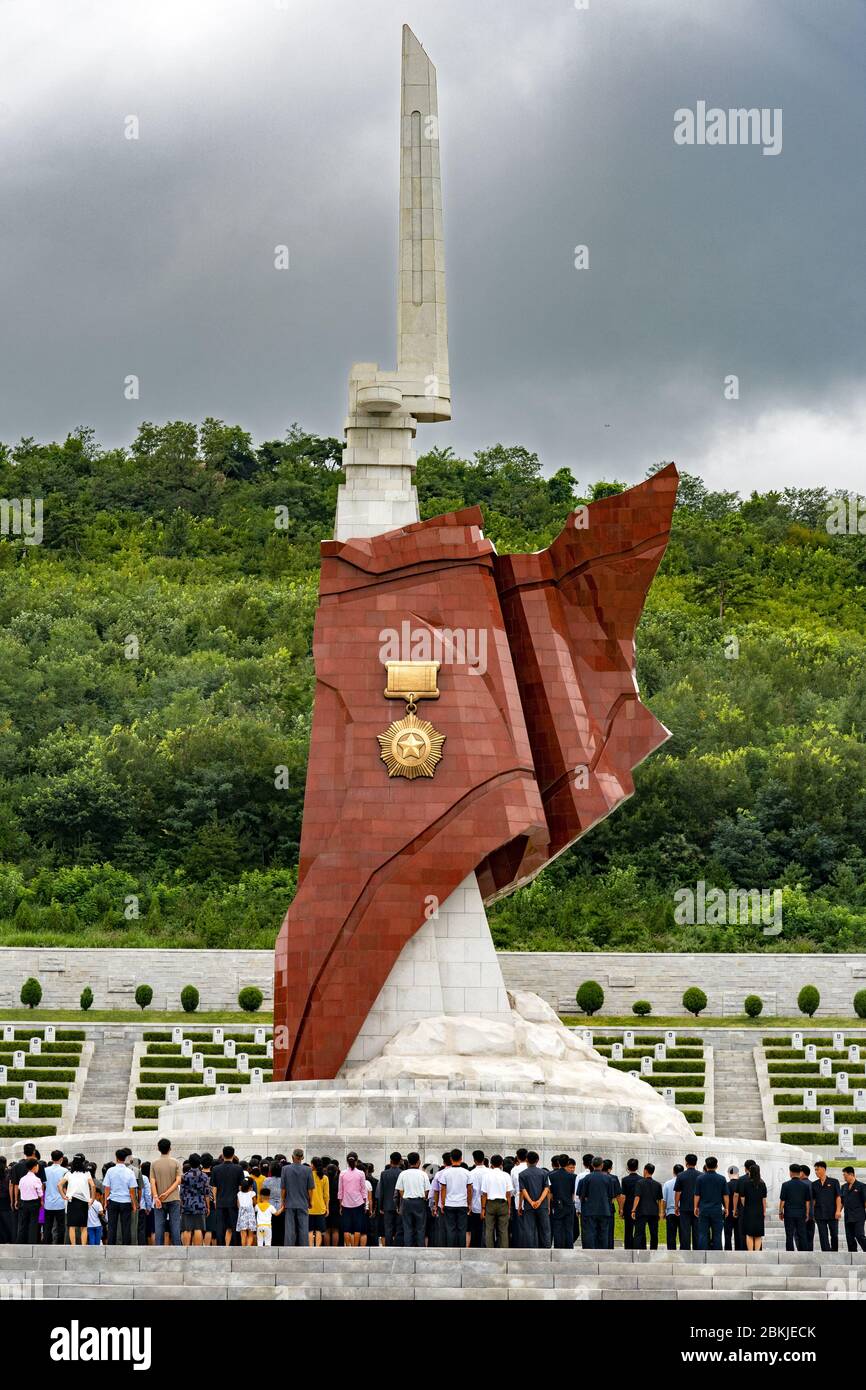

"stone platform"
[2, 1245, 859, 1301]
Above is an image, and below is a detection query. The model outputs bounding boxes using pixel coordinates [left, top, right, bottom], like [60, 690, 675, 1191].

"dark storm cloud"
[0, 0, 863, 491]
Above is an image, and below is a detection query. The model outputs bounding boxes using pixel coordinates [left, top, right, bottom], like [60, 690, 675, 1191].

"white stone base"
[343, 874, 512, 1066]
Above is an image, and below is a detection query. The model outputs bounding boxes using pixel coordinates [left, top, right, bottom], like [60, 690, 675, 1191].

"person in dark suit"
[621, 1158, 641, 1250]
[578, 1157, 613, 1250]
[799, 1165, 816, 1251]
[377, 1152, 404, 1247]
[674, 1154, 700, 1249]
[602, 1159, 621, 1250]
[695, 1157, 728, 1251]
[810, 1161, 842, 1252]
[663, 1164, 683, 1249]
[724, 1166, 744, 1250]
[549, 1155, 577, 1249]
[840, 1168, 866, 1252]
[779, 1163, 811, 1251]
[631, 1163, 664, 1250]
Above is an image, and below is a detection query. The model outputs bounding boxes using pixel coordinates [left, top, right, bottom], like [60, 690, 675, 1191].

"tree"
[682, 987, 708, 1017]
[744, 994, 763, 1018]
[80, 987, 94, 1012]
[238, 986, 264, 1013]
[135, 984, 153, 1011]
[576, 980, 604, 1016]
[797, 985, 820, 1018]
[632, 1000, 652, 1017]
[20, 977, 42, 1009]
[180, 985, 199, 1014]
[855, 990, 866, 1020]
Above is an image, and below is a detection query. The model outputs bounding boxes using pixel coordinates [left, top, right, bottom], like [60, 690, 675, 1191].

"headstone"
[0, 1066, 5, 1085]
[5, 1098, 18, 1121]
[181, 1038, 193, 1058]
[251, 1069, 264, 1087]
[628, 1070, 639, 1079]
[225, 1039, 236, 1058]
[45, 1026, 55, 1043]
[611, 1043, 623, 1061]
[833, 1031, 845, 1051]
[193, 1052, 204, 1073]
[854, 1089, 866, 1112]
[837, 1071, 849, 1093]
[654, 1043, 666, 1061]
[266, 1039, 273, 1059]
[13, 1050, 25, 1070]
[172, 1027, 183, 1045]
[792, 1031, 803, 1050]
[166, 1084, 179, 1103]
[237, 1053, 249, 1073]
[665, 1030, 676, 1047]
[216, 1084, 228, 1096]
[849, 1045, 860, 1064]
[2, 1025, 13, 1042]
[29, 1037, 41, 1056]
[213, 1027, 224, 1045]
[203, 1067, 216, 1087]
[839, 1126, 856, 1157]
[662, 1087, 675, 1106]
[820, 1057, 832, 1077]
[640, 1055, 652, 1075]
[254, 1028, 266, 1045]
[820, 1106, 834, 1129]
[624, 1031, 635, 1048]
[581, 1030, 592, 1046]
[804, 1088, 817, 1109]
[805, 1045, 817, 1063]
[24, 1080, 37, 1102]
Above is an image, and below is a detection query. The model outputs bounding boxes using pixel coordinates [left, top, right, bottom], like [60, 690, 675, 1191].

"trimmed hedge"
[4, 1029, 85, 1041]
[0, 1123, 56, 1136]
[0, 1042, 81, 1057]
[773, 1092, 848, 1106]
[6, 1069, 75, 1084]
[594, 1046, 704, 1059]
[0, 1054, 81, 1069]
[781, 1131, 866, 1145]
[144, 1042, 268, 1056]
[778, 1110, 864, 1123]
[18, 1103, 62, 1117]
[0, 1085, 69, 1100]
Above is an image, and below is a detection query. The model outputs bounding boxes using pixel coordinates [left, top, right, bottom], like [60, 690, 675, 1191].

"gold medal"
[377, 662, 445, 778]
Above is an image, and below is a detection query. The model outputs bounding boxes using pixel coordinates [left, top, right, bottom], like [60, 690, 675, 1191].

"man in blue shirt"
[103, 1149, 139, 1246]
[578, 1156, 613, 1250]
[43, 1150, 69, 1246]
[779, 1163, 811, 1251]
[695, 1156, 728, 1250]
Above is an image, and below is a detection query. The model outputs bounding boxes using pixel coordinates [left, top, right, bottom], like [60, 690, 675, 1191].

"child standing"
[236, 1179, 257, 1247]
[255, 1193, 278, 1247]
[87, 1196, 105, 1246]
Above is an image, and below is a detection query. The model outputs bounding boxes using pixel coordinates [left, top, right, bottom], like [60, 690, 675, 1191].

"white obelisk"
[337, 29, 511, 1068]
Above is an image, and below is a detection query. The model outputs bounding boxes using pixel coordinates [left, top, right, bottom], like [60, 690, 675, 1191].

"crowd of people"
[3, 1140, 866, 1254]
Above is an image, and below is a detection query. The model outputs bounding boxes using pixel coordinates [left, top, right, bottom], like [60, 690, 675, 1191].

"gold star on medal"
[377, 712, 445, 779]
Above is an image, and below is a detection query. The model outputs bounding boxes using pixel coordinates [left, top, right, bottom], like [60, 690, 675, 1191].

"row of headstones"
[787, 1031, 861, 1058]
[148, 1027, 273, 1105]
[577, 1030, 698, 1111]
[579, 1029, 681, 1050]
[1, 1026, 76, 1115]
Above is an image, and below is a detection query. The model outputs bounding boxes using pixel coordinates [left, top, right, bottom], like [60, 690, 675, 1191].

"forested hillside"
[0, 420, 864, 952]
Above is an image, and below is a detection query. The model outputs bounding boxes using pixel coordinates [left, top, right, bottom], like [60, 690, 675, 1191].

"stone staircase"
[71, 1028, 137, 1134]
[712, 1036, 766, 1141]
[1, 1245, 858, 1300]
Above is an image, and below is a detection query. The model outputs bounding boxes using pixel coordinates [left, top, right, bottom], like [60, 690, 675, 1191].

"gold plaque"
[378, 712, 445, 780]
[384, 661, 440, 701]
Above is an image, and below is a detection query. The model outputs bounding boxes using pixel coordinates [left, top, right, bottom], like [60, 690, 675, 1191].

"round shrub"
[238, 986, 264, 1014]
[682, 987, 708, 1017]
[80, 987, 94, 1012]
[135, 984, 154, 1012]
[20, 977, 42, 1010]
[632, 1000, 652, 1017]
[180, 985, 200, 1014]
[744, 994, 763, 1018]
[797, 984, 820, 1018]
[854, 990, 866, 1020]
[575, 980, 604, 1016]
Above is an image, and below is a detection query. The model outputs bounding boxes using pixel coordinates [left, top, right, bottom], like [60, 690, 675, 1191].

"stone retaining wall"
[1, 947, 865, 1016]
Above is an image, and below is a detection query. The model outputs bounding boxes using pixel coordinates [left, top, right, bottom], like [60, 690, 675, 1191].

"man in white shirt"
[481, 1154, 512, 1248]
[511, 1147, 529, 1247]
[438, 1147, 473, 1248]
[395, 1152, 430, 1247]
[468, 1150, 487, 1248]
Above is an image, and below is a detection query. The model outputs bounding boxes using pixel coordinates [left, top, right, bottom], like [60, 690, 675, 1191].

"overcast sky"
[0, 0, 863, 493]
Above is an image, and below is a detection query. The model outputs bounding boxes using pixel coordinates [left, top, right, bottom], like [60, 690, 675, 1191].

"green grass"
[0, 1008, 273, 1024]
[562, 1015, 866, 1029]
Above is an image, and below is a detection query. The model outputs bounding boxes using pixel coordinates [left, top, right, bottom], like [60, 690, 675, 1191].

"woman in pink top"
[337, 1153, 369, 1248]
